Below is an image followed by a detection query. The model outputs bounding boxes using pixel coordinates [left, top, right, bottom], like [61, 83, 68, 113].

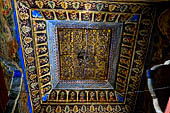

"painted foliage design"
[15, 0, 155, 112]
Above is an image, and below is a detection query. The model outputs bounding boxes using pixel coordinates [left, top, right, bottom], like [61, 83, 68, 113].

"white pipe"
[153, 98, 163, 113]
[147, 59, 170, 113]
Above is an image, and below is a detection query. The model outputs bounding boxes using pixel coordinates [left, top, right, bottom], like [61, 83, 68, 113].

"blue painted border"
[13, 1, 33, 113]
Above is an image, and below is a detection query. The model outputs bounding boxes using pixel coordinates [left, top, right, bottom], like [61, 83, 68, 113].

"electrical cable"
[0, 86, 169, 94]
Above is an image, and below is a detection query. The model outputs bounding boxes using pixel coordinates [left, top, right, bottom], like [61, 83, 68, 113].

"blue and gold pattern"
[14, 0, 155, 112]
[58, 28, 111, 80]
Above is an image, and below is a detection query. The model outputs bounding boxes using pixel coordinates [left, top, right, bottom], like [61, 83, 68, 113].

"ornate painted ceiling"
[12, 0, 157, 112]
[4, 0, 170, 113]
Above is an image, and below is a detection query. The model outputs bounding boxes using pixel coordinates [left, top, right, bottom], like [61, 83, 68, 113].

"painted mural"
[0, 0, 18, 61]
[0, 0, 30, 113]
[0, 0, 13, 88]
[0, 0, 18, 112]
[15, 80, 30, 113]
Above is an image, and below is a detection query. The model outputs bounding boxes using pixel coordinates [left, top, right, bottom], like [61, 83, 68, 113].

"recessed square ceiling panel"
[58, 28, 110, 81]
[47, 20, 122, 89]
[14, 0, 155, 112]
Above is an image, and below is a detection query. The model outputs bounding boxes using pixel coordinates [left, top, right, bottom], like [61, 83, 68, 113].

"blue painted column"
[13, 1, 32, 113]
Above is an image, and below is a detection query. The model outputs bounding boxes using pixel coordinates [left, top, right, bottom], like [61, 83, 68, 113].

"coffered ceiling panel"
[14, 0, 155, 112]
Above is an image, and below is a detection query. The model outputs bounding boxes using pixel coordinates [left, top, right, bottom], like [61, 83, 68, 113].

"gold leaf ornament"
[61, 2, 68, 9]
[35, 1, 44, 8]
[109, 4, 116, 12]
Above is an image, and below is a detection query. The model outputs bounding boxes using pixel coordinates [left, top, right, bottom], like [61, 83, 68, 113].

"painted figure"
[80, 91, 86, 102]
[59, 91, 66, 101]
[70, 91, 76, 101]
[99, 91, 105, 102]
[108, 92, 116, 102]
[89, 92, 96, 101]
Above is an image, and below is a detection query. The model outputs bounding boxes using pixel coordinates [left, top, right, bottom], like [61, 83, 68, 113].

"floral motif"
[56, 11, 67, 20]
[85, 3, 91, 10]
[61, 2, 68, 9]
[40, 76, 51, 85]
[24, 37, 32, 44]
[29, 74, 36, 80]
[19, 12, 29, 20]
[72, 2, 80, 10]
[32, 90, 39, 97]
[94, 13, 103, 22]
[42, 11, 54, 20]
[69, 11, 78, 20]
[107, 105, 113, 112]
[27, 57, 34, 63]
[29, 66, 36, 72]
[42, 85, 52, 94]
[35, 1, 44, 8]
[25, 47, 33, 54]
[82, 12, 91, 21]
[97, 3, 103, 11]
[48, 1, 55, 9]
[90, 105, 95, 112]
[120, 5, 128, 12]
[56, 106, 61, 112]
[22, 26, 31, 34]
[107, 13, 118, 22]
[109, 4, 116, 12]
[73, 105, 78, 113]
[33, 20, 46, 31]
